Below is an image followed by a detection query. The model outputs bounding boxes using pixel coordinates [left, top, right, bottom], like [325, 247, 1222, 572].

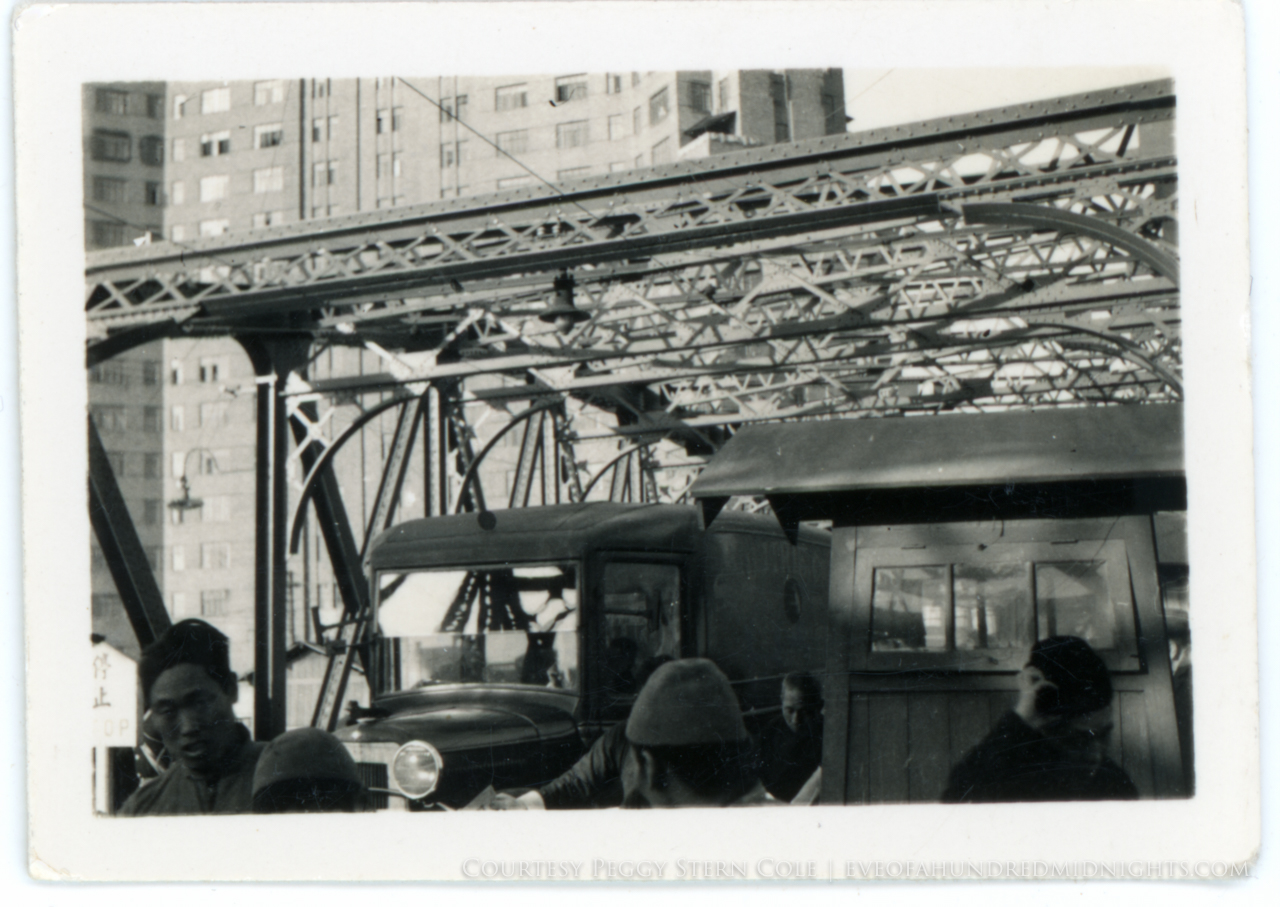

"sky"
[841, 67, 1170, 132]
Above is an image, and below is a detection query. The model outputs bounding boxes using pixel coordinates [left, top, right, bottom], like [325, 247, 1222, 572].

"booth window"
[859, 532, 1139, 672]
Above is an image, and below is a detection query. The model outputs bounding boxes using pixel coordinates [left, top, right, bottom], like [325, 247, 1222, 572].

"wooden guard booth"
[691, 404, 1190, 802]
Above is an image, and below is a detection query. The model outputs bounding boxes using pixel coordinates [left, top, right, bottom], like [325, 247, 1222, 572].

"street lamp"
[539, 271, 590, 334]
[166, 448, 222, 513]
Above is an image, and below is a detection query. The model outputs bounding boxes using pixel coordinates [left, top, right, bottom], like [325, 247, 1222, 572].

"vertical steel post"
[240, 338, 307, 742]
[425, 385, 448, 516]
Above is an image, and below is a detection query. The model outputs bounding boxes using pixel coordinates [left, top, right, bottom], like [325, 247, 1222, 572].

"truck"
[334, 502, 831, 809]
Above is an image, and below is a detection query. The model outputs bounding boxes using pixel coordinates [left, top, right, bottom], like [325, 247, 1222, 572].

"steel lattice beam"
[87, 79, 1181, 479]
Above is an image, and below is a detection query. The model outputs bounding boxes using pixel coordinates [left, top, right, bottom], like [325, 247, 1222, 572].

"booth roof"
[689, 404, 1184, 498]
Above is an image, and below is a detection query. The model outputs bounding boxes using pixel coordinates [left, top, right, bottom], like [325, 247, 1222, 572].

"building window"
[688, 81, 712, 114]
[143, 499, 161, 525]
[202, 497, 231, 523]
[172, 545, 185, 572]
[199, 175, 229, 202]
[90, 130, 131, 163]
[556, 120, 589, 150]
[557, 166, 591, 181]
[633, 107, 642, 135]
[253, 166, 284, 194]
[91, 176, 126, 203]
[555, 74, 588, 103]
[312, 79, 329, 99]
[649, 87, 670, 125]
[495, 83, 528, 111]
[142, 406, 161, 433]
[200, 131, 231, 157]
[201, 543, 231, 570]
[312, 161, 338, 187]
[252, 211, 284, 229]
[92, 593, 122, 620]
[199, 401, 230, 427]
[201, 87, 231, 114]
[200, 589, 231, 617]
[376, 153, 403, 179]
[439, 97, 466, 123]
[377, 107, 405, 133]
[254, 80, 285, 106]
[90, 405, 127, 432]
[170, 225, 186, 242]
[146, 93, 164, 119]
[255, 123, 284, 149]
[105, 451, 126, 476]
[440, 141, 465, 168]
[719, 78, 731, 112]
[91, 221, 126, 248]
[95, 88, 129, 115]
[172, 138, 186, 162]
[171, 181, 185, 205]
[494, 129, 529, 157]
[171, 451, 186, 478]
[173, 95, 188, 119]
[144, 181, 163, 206]
[169, 359, 183, 385]
[651, 137, 673, 165]
[91, 546, 106, 571]
[606, 73, 624, 94]
[199, 219, 229, 238]
[607, 114, 626, 142]
[171, 592, 187, 616]
[139, 135, 164, 166]
[170, 405, 184, 431]
[143, 453, 160, 479]
[89, 361, 127, 386]
[496, 175, 533, 190]
[198, 356, 227, 383]
[632, 72, 642, 87]
[142, 361, 160, 385]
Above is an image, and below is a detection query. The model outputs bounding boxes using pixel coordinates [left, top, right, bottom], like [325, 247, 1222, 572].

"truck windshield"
[376, 563, 579, 691]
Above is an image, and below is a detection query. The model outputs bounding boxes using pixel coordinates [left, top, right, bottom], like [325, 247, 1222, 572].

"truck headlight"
[391, 740, 443, 799]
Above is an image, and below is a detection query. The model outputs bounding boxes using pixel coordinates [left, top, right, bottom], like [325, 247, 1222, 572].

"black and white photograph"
[11, 0, 1261, 887]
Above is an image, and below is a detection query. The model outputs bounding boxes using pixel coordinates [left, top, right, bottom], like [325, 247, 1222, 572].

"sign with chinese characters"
[91, 641, 137, 747]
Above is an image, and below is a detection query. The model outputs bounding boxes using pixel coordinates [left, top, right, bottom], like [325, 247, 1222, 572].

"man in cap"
[622, 658, 775, 808]
[942, 636, 1139, 803]
[119, 620, 265, 816]
[252, 727, 370, 813]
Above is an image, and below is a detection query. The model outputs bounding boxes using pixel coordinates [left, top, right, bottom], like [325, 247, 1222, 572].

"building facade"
[85, 71, 848, 688]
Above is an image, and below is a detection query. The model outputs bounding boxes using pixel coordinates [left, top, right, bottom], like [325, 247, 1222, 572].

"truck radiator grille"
[357, 762, 389, 810]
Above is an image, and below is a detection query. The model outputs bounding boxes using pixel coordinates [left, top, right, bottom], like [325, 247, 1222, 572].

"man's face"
[148, 663, 240, 776]
[782, 686, 821, 735]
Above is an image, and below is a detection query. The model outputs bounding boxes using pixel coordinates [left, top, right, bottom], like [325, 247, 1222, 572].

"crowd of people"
[118, 618, 1138, 816]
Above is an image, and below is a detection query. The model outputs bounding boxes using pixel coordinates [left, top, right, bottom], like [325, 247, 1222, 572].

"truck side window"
[600, 562, 681, 701]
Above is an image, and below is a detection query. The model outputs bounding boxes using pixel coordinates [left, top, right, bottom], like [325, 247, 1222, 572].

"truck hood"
[333, 684, 578, 752]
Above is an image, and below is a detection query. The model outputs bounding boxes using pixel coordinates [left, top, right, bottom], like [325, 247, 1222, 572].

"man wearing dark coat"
[758, 672, 824, 802]
[119, 620, 265, 816]
[942, 636, 1139, 803]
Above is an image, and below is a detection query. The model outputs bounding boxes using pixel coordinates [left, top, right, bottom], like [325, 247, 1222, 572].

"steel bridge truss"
[84, 80, 1180, 738]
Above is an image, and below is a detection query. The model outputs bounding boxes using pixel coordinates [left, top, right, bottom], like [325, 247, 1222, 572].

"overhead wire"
[393, 76, 598, 222]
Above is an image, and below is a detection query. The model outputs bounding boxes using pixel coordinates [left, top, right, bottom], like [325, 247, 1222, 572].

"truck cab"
[335, 502, 830, 809]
